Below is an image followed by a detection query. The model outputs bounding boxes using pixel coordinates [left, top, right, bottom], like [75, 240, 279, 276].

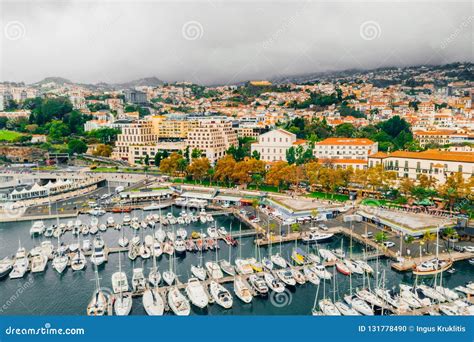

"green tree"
[286, 146, 296, 165]
[68, 139, 87, 155]
[47, 121, 70, 141]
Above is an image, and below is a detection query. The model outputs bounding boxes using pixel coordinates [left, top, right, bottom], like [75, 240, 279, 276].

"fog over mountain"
[1, 0, 472, 85]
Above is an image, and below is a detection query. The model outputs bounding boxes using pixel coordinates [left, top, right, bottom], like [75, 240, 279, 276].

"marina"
[0, 203, 473, 316]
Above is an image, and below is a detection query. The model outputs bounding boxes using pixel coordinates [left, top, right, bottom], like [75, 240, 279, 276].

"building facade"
[314, 138, 378, 161]
[186, 119, 238, 164]
[111, 120, 156, 161]
[368, 150, 474, 183]
[251, 129, 306, 162]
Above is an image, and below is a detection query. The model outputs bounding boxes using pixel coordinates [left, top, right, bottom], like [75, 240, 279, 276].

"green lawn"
[306, 191, 349, 202]
[171, 178, 234, 188]
[0, 130, 23, 141]
[247, 184, 280, 193]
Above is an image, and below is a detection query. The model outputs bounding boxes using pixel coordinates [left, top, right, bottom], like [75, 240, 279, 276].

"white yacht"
[40, 241, 54, 259]
[248, 274, 269, 295]
[0, 258, 13, 279]
[319, 299, 341, 316]
[168, 287, 191, 316]
[114, 293, 133, 316]
[344, 294, 375, 315]
[10, 246, 29, 279]
[310, 264, 332, 280]
[186, 277, 209, 309]
[162, 270, 176, 286]
[235, 258, 253, 275]
[191, 265, 207, 281]
[275, 268, 296, 286]
[132, 268, 147, 292]
[176, 227, 188, 239]
[209, 281, 233, 309]
[90, 236, 106, 266]
[219, 260, 236, 276]
[52, 251, 69, 274]
[106, 216, 115, 227]
[205, 261, 223, 279]
[174, 238, 186, 255]
[270, 254, 287, 269]
[148, 266, 161, 287]
[318, 249, 337, 262]
[303, 266, 320, 285]
[207, 227, 219, 239]
[112, 271, 129, 294]
[87, 270, 108, 316]
[142, 288, 164, 316]
[344, 259, 364, 275]
[122, 215, 131, 225]
[30, 221, 45, 236]
[264, 272, 286, 293]
[335, 301, 360, 316]
[31, 254, 48, 273]
[71, 251, 87, 271]
[233, 276, 253, 303]
[154, 228, 166, 242]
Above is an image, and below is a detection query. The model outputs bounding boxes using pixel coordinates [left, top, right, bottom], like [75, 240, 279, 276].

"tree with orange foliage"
[213, 155, 237, 187]
[186, 158, 211, 183]
[265, 161, 289, 191]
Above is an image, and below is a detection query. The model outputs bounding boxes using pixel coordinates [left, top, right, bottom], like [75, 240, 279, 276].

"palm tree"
[422, 231, 436, 254]
[404, 235, 415, 255]
[442, 227, 457, 250]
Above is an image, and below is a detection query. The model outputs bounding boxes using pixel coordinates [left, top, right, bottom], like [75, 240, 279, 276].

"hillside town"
[1, 62, 474, 317]
[0, 63, 472, 193]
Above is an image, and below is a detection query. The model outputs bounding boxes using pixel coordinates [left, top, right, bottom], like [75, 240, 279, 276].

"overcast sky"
[0, 0, 472, 85]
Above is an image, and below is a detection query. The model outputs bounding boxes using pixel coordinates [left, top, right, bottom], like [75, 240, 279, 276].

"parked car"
[361, 232, 374, 239]
[463, 246, 474, 253]
[383, 241, 395, 248]
[318, 224, 328, 231]
[251, 218, 261, 223]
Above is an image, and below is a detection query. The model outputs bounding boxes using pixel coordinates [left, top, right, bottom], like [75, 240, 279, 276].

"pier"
[391, 251, 474, 271]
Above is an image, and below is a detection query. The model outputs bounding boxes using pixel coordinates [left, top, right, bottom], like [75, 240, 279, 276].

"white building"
[251, 129, 307, 162]
[314, 138, 378, 161]
[186, 119, 238, 164]
[368, 150, 474, 183]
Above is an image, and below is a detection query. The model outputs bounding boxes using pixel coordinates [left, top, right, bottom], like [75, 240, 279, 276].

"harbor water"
[0, 206, 472, 315]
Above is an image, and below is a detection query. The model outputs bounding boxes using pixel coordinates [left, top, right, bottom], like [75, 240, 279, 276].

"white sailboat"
[168, 287, 191, 316]
[233, 276, 253, 303]
[52, 238, 68, 274]
[87, 268, 108, 316]
[142, 287, 164, 316]
[112, 253, 129, 293]
[9, 243, 30, 279]
[264, 272, 286, 293]
[186, 277, 209, 309]
[71, 250, 87, 271]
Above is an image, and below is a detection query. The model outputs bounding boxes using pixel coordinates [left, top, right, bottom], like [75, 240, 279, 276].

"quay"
[0, 212, 78, 223]
[391, 251, 474, 271]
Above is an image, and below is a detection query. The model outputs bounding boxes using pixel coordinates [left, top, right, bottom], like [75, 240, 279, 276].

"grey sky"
[0, 0, 472, 85]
